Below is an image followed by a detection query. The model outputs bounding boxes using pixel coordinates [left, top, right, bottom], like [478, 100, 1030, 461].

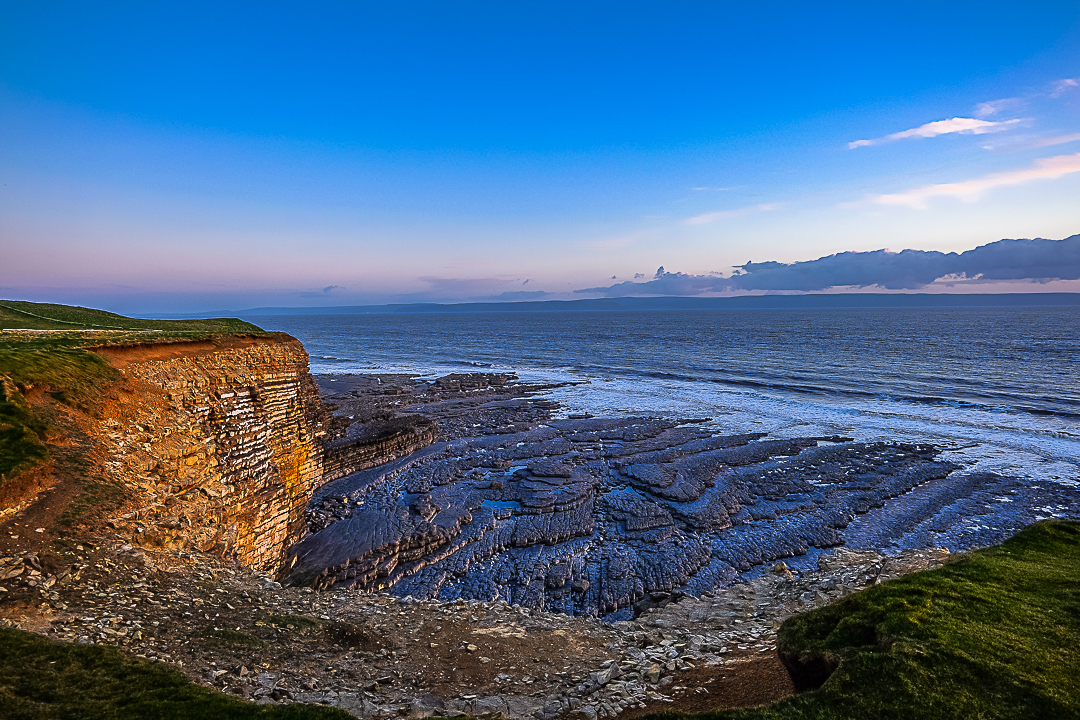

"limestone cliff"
[87, 334, 434, 572]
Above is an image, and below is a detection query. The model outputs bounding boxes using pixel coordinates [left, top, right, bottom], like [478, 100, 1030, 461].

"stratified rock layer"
[88, 336, 437, 571]
[285, 412, 1048, 619]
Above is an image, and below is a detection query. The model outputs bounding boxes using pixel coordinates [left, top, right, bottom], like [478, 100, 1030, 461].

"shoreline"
[1, 316, 1077, 718]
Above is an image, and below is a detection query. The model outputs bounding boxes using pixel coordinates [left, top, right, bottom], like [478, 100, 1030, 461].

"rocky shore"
[289, 374, 1059, 624]
[3, 347, 1073, 719]
[0, 533, 947, 718]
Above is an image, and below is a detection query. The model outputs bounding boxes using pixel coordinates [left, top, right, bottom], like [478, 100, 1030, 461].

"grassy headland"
[645, 519, 1080, 720]
[0, 300, 265, 486]
[0, 300, 261, 334]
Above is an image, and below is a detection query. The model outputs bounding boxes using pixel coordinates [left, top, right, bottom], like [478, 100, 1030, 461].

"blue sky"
[2, 1, 1079, 312]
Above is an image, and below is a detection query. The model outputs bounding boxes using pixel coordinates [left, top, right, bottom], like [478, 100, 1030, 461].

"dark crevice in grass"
[0, 626, 351, 719]
[260, 615, 325, 633]
[0, 379, 50, 483]
[56, 475, 127, 528]
[646, 519, 1080, 720]
[192, 628, 267, 649]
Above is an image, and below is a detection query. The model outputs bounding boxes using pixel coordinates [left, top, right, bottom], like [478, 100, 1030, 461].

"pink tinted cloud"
[684, 202, 782, 225]
[867, 151, 1080, 209]
[849, 117, 1022, 149]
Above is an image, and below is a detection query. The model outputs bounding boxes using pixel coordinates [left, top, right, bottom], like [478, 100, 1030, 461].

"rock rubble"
[0, 538, 947, 719]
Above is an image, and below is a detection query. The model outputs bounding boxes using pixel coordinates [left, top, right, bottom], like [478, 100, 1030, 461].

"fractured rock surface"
[284, 376, 1072, 620]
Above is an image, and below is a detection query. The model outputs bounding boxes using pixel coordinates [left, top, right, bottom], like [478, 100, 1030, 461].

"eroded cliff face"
[88, 335, 434, 572]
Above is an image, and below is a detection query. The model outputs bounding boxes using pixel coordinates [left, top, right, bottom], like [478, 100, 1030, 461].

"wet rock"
[286, 409, 980, 620]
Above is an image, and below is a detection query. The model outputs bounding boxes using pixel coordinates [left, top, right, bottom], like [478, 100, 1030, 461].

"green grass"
[0, 626, 352, 720]
[0, 300, 268, 487]
[0, 300, 263, 334]
[0, 334, 122, 490]
[646, 519, 1080, 720]
[0, 336, 119, 406]
[0, 379, 50, 482]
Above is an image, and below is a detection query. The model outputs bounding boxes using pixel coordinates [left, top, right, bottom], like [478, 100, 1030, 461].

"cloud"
[299, 284, 346, 298]
[1050, 78, 1079, 98]
[573, 235, 1080, 296]
[576, 271, 729, 297]
[865, 151, 1080, 209]
[976, 98, 1025, 117]
[1018, 132, 1080, 150]
[485, 290, 553, 301]
[849, 117, 1022, 149]
[685, 202, 781, 225]
[981, 132, 1080, 153]
[730, 234, 1080, 290]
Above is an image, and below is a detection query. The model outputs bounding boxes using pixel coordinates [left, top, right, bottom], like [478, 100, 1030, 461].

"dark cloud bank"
[579, 234, 1080, 296]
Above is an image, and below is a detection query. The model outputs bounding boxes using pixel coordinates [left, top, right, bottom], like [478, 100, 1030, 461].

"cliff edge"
[91, 335, 437, 571]
[1, 317, 436, 574]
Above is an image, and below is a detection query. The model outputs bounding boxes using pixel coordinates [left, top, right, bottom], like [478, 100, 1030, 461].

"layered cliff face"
[87, 335, 435, 572]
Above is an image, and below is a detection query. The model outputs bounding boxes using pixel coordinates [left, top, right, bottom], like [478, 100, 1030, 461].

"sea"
[252, 307, 1080, 505]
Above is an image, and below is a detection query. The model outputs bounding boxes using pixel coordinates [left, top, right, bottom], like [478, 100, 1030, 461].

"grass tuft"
[193, 628, 266, 649]
[0, 379, 50, 481]
[642, 519, 1080, 720]
[0, 626, 352, 719]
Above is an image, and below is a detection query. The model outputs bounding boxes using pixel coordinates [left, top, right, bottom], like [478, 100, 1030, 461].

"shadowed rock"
[285, 374, 1078, 618]
[288, 401, 1028, 619]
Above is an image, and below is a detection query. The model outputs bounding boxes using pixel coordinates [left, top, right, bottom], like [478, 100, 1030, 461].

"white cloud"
[1024, 132, 1080, 149]
[993, 132, 1080, 152]
[1050, 78, 1079, 98]
[684, 202, 782, 225]
[849, 117, 1022, 149]
[975, 97, 1024, 117]
[866, 151, 1080, 209]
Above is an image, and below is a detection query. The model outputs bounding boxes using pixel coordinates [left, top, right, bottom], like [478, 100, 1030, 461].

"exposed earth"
[0, 527, 948, 718]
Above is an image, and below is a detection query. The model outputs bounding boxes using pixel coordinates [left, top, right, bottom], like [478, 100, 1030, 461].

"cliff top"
[1, 300, 272, 485]
[0, 300, 263, 335]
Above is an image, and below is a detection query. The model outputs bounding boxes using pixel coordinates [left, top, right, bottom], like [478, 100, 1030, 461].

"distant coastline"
[167, 292, 1080, 318]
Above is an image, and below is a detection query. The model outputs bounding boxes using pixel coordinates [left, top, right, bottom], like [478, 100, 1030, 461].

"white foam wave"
[314, 360, 1080, 489]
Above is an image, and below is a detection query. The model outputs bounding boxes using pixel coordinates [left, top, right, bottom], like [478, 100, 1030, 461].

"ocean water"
[254, 307, 1080, 499]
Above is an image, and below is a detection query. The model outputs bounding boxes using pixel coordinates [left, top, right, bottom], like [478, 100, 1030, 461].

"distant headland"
[175, 292, 1080, 318]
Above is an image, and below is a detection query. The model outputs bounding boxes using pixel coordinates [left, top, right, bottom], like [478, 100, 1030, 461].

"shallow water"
[255, 307, 1080, 495]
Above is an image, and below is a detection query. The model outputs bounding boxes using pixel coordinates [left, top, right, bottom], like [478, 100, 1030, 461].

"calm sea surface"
[253, 307, 1080, 489]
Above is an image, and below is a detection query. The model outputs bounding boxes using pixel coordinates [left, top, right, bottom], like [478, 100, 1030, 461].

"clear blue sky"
[2, 1, 1079, 312]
